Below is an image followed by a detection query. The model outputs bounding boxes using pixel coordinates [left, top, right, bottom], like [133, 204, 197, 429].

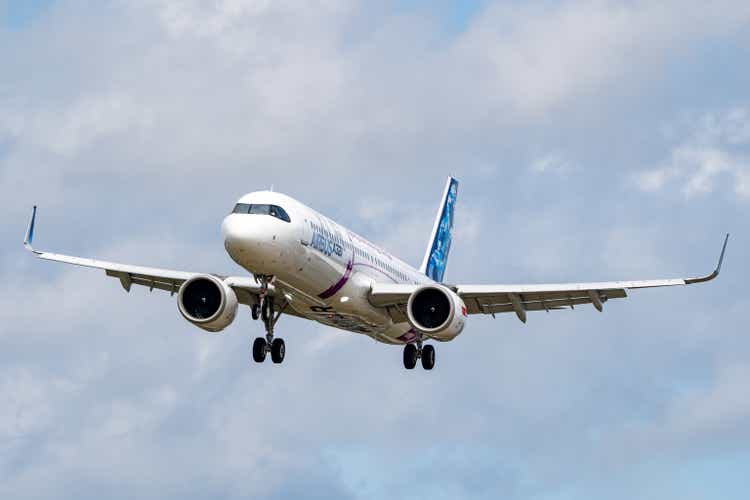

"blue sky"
[395, 0, 486, 33]
[2, 0, 55, 29]
[1, 1, 749, 499]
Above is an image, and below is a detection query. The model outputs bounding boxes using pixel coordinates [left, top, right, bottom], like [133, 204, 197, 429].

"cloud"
[451, 1, 750, 115]
[636, 107, 750, 200]
[530, 153, 576, 175]
[3, 0, 749, 216]
[2, 1, 750, 499]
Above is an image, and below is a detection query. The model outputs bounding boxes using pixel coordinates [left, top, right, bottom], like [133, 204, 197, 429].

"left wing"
[370, 234, 729, 323]
[23, 206, 266, 306]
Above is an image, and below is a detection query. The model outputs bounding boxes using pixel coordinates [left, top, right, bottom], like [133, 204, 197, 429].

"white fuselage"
[221, 191, 434, 345]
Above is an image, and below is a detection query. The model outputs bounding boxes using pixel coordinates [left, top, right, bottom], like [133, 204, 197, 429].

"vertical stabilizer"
[419, 177, 459, 282]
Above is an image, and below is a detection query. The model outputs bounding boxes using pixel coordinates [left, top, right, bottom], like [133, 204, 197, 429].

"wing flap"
[457, 281, 683, 297]
[469, 294, 625, 315]
[105, 269, 181, 294]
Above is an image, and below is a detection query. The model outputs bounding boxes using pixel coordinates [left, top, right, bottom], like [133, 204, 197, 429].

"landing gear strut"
[250, 274, 273, 322]
[403, 336, 436, 370]
[251, 294, 287, 365]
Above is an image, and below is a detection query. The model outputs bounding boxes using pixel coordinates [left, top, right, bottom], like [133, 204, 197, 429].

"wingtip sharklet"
[23, 205, 40, 254]
[685, 233, 729, 285]
[716, 233, 729, 275]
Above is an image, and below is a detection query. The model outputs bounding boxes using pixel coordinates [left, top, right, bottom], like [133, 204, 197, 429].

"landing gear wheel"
[252, 337, 267, 363]
[251, 303, 261, 321]
[271, 338, 286, 364]
[261, 297, 273, 323]
[252, 294, 288, 367]
[421, 345, 435, 370]
[403, 343, 418, 370]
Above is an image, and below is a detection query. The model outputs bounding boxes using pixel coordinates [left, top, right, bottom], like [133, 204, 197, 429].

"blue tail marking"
[420, 177, 458, 283]
[24, 205, 37, 251]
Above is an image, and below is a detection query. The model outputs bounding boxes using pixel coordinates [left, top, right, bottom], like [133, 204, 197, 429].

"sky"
[1, 0, 749, 498]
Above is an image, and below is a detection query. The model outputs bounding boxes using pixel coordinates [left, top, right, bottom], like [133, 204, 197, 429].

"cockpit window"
[232, 203, 291, 223]
[233, 203, 251, 214]
[269, 205, 291, 222]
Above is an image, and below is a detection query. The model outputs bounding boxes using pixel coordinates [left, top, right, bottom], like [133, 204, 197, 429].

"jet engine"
[406, 285, 467, 341]
[177, 275, 238, 332]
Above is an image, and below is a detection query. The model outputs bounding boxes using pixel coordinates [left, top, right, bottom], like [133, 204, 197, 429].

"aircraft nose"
[221, 213, 291, 272]
[222, 214, 252, 252]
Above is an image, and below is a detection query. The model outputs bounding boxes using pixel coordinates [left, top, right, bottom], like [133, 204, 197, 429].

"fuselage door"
[300, 218, 313, 246]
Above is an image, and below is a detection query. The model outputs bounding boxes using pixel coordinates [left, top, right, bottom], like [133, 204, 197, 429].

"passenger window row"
[310, 219, 415, 283]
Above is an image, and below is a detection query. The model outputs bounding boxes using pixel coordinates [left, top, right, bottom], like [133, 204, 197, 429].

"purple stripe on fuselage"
[318, 260, 353, 299]
[397, 329, 418, 343]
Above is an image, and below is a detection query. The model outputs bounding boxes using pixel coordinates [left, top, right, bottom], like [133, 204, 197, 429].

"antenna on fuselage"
[269, 184, 274, 192]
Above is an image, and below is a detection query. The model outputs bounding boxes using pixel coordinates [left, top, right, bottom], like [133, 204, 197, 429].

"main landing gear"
[251, 276, 286, 365]
[403, 337, 435, 371]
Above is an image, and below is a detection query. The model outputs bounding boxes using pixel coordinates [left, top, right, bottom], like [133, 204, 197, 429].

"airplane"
[23, 177, 729, 370]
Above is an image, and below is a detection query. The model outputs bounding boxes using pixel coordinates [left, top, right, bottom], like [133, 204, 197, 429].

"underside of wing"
[458, 284, 629, 322]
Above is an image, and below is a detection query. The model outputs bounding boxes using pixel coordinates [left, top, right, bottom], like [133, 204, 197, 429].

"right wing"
[23, 206, 268, 307]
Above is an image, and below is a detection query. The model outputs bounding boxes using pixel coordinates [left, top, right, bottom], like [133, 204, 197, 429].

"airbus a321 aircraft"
[24, 177, 729, 370]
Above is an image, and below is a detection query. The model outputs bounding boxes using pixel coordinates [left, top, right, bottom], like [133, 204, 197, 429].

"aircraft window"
[249, 204, 269, 215]
[235, 204, 291, 222]
[233, 203, 251, 214]
[270, 205, 291, 223]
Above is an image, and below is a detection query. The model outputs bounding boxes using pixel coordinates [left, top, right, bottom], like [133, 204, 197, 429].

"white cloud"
[0, 368, 71, 441]
[736, 168, 750, 199]
[530, 153, 575, 175]
[676, 147, 735, 198]
[2, 0, 749, 213]
[636, 166, 680, 192]
[355, 197, 396, 223]
[2, 1, 750, 499]
[0, 93, 152, 156]
[452, 1, 750, 116]
[636, 108, 750, 200]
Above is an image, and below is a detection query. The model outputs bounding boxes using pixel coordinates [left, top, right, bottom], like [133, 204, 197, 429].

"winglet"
[23, 206, 41, 254]
[716, 233, 729, 275]
[686, 233, 729, 284]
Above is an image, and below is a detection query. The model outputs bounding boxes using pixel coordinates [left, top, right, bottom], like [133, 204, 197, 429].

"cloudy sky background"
[1, 0, 749, 498]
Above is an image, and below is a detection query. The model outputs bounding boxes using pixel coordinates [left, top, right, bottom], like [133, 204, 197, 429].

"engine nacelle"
[406, 285, 467, 341]
[177, 275, 238, 333]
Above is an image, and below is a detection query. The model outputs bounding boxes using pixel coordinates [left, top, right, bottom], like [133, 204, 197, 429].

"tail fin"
[419, 177, 459, 282]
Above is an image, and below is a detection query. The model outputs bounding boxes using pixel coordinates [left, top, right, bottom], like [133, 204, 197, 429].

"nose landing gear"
[251, 294, 287, 365]
[403, 336, 436, 370]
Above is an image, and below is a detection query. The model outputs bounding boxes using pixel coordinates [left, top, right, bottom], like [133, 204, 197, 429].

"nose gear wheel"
[251, 295, 288, 365]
